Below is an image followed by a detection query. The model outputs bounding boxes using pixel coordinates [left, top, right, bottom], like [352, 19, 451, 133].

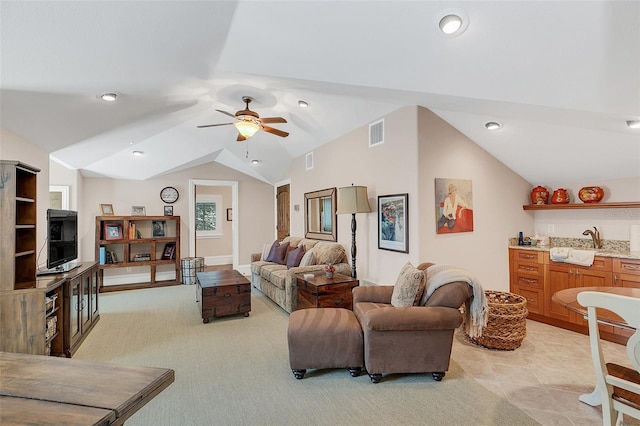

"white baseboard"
[203, 255, 233, 265]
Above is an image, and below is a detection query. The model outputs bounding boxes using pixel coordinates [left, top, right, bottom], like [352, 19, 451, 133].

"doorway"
[188, 179, 239, 269]
[276, 183, 290, 240]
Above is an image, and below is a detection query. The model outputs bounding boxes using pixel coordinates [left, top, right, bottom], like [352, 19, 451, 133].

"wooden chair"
[577, 291, 640, 426]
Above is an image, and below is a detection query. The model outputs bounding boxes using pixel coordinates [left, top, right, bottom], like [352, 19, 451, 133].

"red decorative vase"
[530, 186, 549, 205]
[578, 186, 604, 203]
[551, 188, 570, 204]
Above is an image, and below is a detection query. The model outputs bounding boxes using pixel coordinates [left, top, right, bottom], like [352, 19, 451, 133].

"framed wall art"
[435, 178, 474, 234]
[378, 193, 408, 253]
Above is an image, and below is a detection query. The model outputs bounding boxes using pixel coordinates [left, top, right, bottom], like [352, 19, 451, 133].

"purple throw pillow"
[286, 245, 306, 269]
[266, 241, 290, 264]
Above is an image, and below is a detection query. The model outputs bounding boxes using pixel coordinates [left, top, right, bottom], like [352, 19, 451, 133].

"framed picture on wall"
[378, 193, 409, 253]
[435, 178, 474, 234]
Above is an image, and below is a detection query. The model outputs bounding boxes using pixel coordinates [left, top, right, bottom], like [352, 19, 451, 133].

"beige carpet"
[74, 285, 540, 426]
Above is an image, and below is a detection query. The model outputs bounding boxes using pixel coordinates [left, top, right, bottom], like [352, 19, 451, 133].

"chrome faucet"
[582, 226, 602, 249]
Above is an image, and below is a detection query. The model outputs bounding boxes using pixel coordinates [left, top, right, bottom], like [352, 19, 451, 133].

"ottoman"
[287, 308, 363, 379]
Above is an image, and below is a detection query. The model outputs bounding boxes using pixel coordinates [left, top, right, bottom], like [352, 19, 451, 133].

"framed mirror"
[304, 187, 337, 241]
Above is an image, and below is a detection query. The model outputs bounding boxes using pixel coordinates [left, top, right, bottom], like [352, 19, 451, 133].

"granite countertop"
[508, 237, 640, 260]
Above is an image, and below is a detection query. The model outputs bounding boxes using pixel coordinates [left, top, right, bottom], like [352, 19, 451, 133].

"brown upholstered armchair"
[352, 263, 474, 383]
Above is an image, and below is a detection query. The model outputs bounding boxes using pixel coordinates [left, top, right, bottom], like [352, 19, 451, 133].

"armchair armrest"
[353, 285, 394, 304]
[251, 253, 261, 262]
[364, 306, 463, 332]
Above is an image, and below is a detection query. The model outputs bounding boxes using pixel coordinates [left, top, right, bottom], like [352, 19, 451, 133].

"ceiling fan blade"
[215, 109, 239, 120]
[197, 123, 234, 128]
[237, 133, 246, 142]
[261, 125, 289, 138]
[260, 117, 287, 124]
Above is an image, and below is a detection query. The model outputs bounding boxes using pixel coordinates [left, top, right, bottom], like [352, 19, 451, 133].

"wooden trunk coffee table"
[296, 272, 359, 310]
[196, 270, 251, 323]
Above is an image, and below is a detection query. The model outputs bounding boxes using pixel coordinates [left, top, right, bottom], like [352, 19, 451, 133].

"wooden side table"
[296, 272, 358, 310]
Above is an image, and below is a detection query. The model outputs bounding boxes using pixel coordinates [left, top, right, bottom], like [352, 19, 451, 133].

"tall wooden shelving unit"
[95, 215, 181, 291]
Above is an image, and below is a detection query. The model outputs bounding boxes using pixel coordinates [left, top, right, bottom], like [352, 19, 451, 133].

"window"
[196, 195, 223, 238]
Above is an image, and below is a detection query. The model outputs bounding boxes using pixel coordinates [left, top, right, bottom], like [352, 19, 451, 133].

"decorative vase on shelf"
[578, 186, 604, 203]
[530, 186, 549, 205]
[551, 188, 570, 204]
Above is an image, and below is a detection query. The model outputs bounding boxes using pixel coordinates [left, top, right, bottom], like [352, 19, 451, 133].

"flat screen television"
[43, 208, 79, 273]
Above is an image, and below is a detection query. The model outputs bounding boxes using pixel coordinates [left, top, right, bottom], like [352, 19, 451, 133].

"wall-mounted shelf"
[523, 202, 640, 211]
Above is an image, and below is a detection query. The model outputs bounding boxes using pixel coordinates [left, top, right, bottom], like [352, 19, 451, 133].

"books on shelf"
[133, 253, 151, 262]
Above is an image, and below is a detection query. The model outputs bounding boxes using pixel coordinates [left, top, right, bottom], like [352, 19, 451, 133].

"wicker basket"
[469, 291, 528, 350]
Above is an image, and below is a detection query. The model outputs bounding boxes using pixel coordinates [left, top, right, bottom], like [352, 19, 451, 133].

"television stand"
[36, 262, 82, 276]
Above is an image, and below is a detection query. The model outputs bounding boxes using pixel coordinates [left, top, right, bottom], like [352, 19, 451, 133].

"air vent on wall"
[369, 119, 384, 147]
[305, 152, 314, 170]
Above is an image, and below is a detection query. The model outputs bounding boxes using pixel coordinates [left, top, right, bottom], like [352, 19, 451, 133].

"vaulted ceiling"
[1, 1, 638, 185]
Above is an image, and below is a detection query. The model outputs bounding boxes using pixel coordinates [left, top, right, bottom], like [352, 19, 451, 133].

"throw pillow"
[286, 245, 306, 269]
[298, 250, 315, 267]
[266, 241, 290, 264]
[391, 262, 426, 307]
[260, 243, 272, 261]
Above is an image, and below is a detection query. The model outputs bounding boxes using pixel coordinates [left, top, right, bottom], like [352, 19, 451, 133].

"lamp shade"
[337, 186, 371, 214]
[234, 120, 260, 138]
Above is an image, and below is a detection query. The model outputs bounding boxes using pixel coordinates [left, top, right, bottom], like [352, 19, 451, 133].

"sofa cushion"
[260, 263, 287, 282]
[269, 269, 288, 290]
[266, 241, 290, 264]
[391, 262, 426, 307]
[312, 242, 347, 265]
[298, 238, 320, 251]
[299, 251, 315, 267]
[282, 236, 302, 248]
[251, 260, 272, 275]
[286, 245, 306, 269]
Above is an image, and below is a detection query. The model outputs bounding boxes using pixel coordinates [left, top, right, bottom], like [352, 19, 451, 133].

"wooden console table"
[0, 351, 174, 425]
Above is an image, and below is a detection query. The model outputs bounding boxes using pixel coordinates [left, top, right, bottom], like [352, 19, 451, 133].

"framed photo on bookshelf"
[104, 223, 123, 240]
[152, 220, 166, 237]
[100, 203, 114, 216]
[161, 242, 176, 260]
[164, 205, 173, 216]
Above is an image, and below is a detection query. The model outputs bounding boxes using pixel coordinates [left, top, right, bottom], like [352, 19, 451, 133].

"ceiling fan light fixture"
[100, 93, 117, 102]
[485, 121, 502, 130]
[234, 120, 260, 138]
[626, 120, 640, 129]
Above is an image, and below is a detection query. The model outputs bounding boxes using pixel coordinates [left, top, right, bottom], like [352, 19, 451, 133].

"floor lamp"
[337, 185, 371, 279]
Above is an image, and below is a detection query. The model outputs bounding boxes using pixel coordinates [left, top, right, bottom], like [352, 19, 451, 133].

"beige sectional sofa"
[250, 237, 351, 313]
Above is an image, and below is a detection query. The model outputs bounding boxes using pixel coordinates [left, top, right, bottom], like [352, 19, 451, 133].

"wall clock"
[160, 186, 179, 204]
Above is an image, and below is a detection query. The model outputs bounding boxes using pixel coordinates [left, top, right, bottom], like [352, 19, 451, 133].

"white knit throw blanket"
[425, 264, 489, 338]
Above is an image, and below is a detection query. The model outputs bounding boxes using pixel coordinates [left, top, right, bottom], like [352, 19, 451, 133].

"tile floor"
[451, 319, 639, 425]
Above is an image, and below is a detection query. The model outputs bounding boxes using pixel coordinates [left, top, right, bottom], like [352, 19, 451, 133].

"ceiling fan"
[197, 96, 289, 141]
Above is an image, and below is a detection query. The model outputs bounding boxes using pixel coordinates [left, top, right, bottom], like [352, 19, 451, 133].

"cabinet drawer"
[512, 249, 543, 263]
[513, 260, 544, 276]
[514, 273, 543, 289]
[613, 258, 640, 275]
[202, 283, 250, 298]
[515, 287, 542, 315]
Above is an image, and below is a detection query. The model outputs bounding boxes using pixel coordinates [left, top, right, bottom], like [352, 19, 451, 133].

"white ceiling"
[1, 1, 639, 186]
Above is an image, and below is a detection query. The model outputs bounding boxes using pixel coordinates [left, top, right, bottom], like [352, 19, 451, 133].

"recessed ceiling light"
[436, 9, 469, 37]
[132, 150, 144, 156]
[298, 100, 309, 108]
[100, 93, 117, 102]
[626, 120, 640, 129]
[251, 159, 260, 165]
[485, 121, 502, 130]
